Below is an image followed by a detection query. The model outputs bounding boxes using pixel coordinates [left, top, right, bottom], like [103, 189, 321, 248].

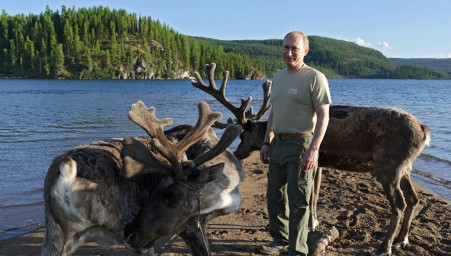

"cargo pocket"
[297, 137, 312, 161]
[295, 170, 313, 208]
[293, 175, 310, 208]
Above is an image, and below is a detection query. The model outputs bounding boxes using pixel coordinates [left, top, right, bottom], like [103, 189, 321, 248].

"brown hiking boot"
[259, 241, 288, 255]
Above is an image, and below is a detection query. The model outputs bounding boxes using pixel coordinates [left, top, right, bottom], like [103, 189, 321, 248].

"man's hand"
[260, 145, 270, 164]
[301, 147, 317, 171]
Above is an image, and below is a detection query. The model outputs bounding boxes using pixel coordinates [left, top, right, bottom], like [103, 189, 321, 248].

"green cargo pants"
[267, 134, 316, 256]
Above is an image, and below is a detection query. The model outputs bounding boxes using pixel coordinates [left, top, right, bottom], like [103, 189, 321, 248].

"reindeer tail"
[421, 124, 431, 146]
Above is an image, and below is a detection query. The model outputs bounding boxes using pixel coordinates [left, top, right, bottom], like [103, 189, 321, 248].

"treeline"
[306, 36, 449, 79]
[0, 6, 449, 80]
[307, 36, 393, 78]
[0, 6, 261, 79]
[197, 36, 449, 79]
[389, 58, 451, 73]
[193, 37, 284, 77]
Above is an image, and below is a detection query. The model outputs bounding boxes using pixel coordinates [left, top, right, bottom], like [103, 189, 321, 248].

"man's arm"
[301, 104, 329, 171]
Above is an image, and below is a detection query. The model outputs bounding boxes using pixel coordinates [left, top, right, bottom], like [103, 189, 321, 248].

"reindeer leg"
[41, 217, 65, 256]
[309, 167, 322, 231]
[180, 209, 229, 256]
[393, 173, 419, 250]
[42, 231, 81, 256]
[179, 217, 211, 256]
[372, 175, 406, 256]
[41, 213, 81, 256]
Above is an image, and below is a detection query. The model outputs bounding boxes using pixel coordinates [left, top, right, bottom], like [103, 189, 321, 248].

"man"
[259, 31, 331, 256]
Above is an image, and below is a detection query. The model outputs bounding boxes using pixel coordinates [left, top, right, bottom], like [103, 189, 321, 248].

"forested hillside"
[389, 58, 451, 73]
[0, 6, 259, 79]
[196, 36, 449, 79]
[0, 6, 449, 79]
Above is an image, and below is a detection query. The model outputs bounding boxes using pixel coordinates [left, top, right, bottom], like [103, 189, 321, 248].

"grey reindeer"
[192, 63, 431, 256]
[41, 100, 244, 256]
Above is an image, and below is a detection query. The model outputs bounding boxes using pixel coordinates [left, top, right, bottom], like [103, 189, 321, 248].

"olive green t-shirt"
[270, 65, 332, 134]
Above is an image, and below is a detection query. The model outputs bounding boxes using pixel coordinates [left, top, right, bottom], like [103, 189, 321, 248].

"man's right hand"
[260, 145, 270, 164]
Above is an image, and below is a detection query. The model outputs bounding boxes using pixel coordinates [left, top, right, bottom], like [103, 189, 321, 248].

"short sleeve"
[312, 73, 332, 108]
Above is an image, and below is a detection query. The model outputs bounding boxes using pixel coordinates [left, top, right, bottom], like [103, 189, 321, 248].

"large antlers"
[192, 63, 251, 125]
[128, 101, 221, 158]
[122, 100, 242, 180]
[245, 80, 272, 121]
[192, 63, 271, 127]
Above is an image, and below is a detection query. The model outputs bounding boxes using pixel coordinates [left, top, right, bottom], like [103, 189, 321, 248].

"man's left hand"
[301, 148, 316, 171]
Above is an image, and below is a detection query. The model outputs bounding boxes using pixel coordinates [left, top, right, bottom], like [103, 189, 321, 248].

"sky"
[2, 0, 450, 59]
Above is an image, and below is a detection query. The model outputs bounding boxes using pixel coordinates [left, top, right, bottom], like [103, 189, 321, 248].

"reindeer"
[192, 63, 431, 256]
[41, 100, 244, 256]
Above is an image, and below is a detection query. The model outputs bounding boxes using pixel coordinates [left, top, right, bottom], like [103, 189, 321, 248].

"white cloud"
[355, 38, 372, 47]
[354, 38, 394, 52]
[376, 41, 394, 51]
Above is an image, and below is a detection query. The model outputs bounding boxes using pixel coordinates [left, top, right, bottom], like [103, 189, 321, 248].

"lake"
[0, 78, 450, 240]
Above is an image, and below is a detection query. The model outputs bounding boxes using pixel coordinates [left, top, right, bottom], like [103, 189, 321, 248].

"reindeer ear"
[205, 163, 225, 182]
[245, 120, 253, 131]
[187, 162, 225, 183]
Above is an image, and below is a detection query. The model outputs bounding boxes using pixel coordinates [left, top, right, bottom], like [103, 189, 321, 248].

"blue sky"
[2, 0, 450, 58]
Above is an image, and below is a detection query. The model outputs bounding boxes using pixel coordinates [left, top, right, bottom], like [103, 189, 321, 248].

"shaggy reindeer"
[41, 100, 244, 256]
[192, 63, 431, 256]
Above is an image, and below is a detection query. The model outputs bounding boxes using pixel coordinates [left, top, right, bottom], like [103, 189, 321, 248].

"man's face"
[283, 34, 309, 70]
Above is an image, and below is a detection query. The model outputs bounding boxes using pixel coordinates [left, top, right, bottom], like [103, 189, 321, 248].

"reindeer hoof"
[124, 233, 153, 255]
[392, 237, 409, 249]
[371, 248, 391, 256]
[123, 233, 136, 250]
[137, 248, 150, 255]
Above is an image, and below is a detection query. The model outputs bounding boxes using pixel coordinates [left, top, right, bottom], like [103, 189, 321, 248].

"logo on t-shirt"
[288, 88, 298, 95]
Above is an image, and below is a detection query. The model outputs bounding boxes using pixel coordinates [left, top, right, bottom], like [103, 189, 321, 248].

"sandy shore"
[0, 152, 449, 256]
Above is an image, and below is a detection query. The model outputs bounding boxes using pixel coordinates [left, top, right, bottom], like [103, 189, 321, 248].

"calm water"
[0, 79, 450, 240]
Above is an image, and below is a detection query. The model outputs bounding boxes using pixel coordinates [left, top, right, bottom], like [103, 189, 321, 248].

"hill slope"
[389, 58, 451, 73]
[196, 36, 449, 79]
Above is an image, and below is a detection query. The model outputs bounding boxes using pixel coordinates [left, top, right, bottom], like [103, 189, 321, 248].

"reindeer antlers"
[192, 63, 271, 126]
[192, 63, 252, 125]
[245, 80, 272, 121]
[128, 101, 173, 145]
[128, 101, 221, 157]
[123, 100, 240, 180]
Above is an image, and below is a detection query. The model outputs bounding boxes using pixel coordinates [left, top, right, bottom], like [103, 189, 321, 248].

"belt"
[275, 132, 312, 140]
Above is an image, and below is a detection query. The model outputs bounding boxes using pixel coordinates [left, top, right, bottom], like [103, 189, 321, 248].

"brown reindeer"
[41, 100, 243, 256]
[192, 63, 431, 256]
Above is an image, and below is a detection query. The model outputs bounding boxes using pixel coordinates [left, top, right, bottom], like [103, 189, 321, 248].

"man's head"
[283, 31, 309, 71]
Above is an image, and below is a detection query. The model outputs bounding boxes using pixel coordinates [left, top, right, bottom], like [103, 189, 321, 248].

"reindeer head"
[124, 163, 224, 252]
[192, 63, 272, 159]
[121, 100, 242, 252]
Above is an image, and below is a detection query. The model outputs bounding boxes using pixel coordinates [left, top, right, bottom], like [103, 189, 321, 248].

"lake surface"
[0, 78, 450, 240]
